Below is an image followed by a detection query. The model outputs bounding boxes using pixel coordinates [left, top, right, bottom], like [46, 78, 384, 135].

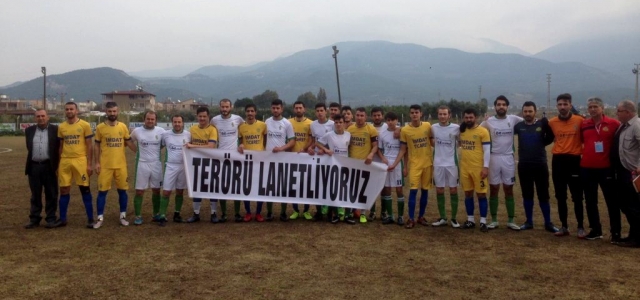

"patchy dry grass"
[1, 136, 638, 299]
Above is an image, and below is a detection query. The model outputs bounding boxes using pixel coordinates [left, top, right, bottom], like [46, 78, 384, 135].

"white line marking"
[0, 148, 13, 154]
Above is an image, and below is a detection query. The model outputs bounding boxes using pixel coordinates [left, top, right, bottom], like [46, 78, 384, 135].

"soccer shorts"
[460, 167, 488, 194]
[163, 163, 187, 191]
[434, 165, 459, 188]
[489, 154, 516, 185]
[409, 165, 433, 190]
[58, 157, 89, 187]
[98, 167, 128, 191]
[134, 161, 163, 190]
[385, 164, 403, 188]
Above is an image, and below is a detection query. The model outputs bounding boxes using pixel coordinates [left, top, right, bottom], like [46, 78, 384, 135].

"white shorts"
[134, 161, 163, 190]
[163, 163, 187, 191]
[489, 154, 516, 185]
[434, 165, 459, 188]
[385, 164, 403, 187]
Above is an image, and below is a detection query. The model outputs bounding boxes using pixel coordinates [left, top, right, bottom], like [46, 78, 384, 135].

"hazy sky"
[1, 0, 638, 86]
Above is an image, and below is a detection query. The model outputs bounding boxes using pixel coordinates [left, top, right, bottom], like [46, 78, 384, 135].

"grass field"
[1, 135, 638, 299]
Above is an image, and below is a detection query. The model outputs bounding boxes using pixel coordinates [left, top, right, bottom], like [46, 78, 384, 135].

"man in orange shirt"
[548, 93, 586, 238]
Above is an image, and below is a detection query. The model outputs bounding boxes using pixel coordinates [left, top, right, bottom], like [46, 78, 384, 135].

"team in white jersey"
[308, 103, 335, 155]
[157, 115, 191, 226]
[210, 99, 245, 222]
[377, 112, 406, 225]
[316, 114, 352, 224]
[480, 95, 523, 231]
[265, 99, 296, 221]
[430, 106, 461, 228]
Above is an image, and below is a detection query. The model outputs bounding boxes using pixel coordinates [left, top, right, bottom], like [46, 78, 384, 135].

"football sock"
[419, 189, 428, 218]
[151, 194, 160, 216]
[81, 192, 94, 221]
[97, 191, 108, 217]
[437, 193, 446, 219]
[192, 198, 202, 214]
[450, 193, 459, 220]
[408, 189, 418, 219]
[210, 199, 217, 214]
[524, 198, 534, 224]
[193, 198, 202, 215]
[397, 196, 405, 217]
[219, 200, 227, 215]
[234, 200, 241, 215]
[382, 196, 393, 218]
[540, 201, 552, 225]
[490, 195, 499, 222]
[117, 189, 128, 214]
[256, 202, 264, 214]
[134, 195, 143, 217]
[267, 202, 273, 214]
[59, 194, 70, 221]
[292, 203, 300, 213]
[303, 204, 310, 213]
[465, 197, 474, 221]
[506, 195, 515, 223]
[479, 196, 488, 219]
[244, 201, 251, 214]
[174, 195, 183, 213]
[159, 196, 169, 217]
[281, 203, 288, 216]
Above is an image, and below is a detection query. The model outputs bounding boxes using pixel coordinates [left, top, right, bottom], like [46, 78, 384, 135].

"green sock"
[506, 195, 515, 223]
[281, 203, 287, 216]
[234, 200, 241, 215]
[220, 200, 227, 215]
[397, 197, 405, 217]
[159, 196, 169, 217]
[437, 193, 446, 219]
[371, 199, 376, 214]
[175, 195, 183, 213]
[152, 194, 160, 216]
[383, 196, 393, 218]
[450, 193, 459, 220]
[490, 195, 499, 222]
[134, 195, 143, 217]
[267, 202, 273, 214]
[337, 207, 345, 216]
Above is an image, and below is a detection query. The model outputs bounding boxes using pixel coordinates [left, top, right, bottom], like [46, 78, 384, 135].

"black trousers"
[613, 166, 640, 240]
[28, 163, 58, 223]
[581, 167, 620, 235]
[518, 162, 549, 203]
[551, 154, 584, 228]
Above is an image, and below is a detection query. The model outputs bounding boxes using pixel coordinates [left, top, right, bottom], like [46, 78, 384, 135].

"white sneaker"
[431, 218, 447, 227]
[93, 219, 104, 229]
[450, 219, 461, 228]
[487, 221, 499, 229]
[506, 222, 520, 231]
[120, 218, 130, 226]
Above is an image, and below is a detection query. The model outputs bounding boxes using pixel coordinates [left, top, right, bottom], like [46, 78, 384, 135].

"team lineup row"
[24, 95, 640, 247]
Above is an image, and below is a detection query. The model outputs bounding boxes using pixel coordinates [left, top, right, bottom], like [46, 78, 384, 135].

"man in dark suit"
[25, 109, 60, 228]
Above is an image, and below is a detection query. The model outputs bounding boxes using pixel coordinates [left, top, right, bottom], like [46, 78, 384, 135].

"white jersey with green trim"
[319, 131, 351, 157]
[432, 123, 460, 167]
[378, 128, 400, 161]
[211, 114, 244, 150]
[130, 126, 165, 162]
[265, 117, 295, 152]
[481, 115, 523, 155]
[311, 119, 334, 152]
[161, 130, 190, 164]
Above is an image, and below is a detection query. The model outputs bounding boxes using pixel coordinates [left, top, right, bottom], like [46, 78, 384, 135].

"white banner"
[183, 148, 387, 210]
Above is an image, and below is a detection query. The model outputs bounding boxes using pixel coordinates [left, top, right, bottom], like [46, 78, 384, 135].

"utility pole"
[633, 64, 639, 114]
[547, 74, 551, 116]
[332, 46, 342, 107]
[41, 67, 46, 110]
[479, 85, 482, 101]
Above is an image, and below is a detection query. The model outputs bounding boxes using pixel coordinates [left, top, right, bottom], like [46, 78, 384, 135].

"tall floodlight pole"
[332, 46, 342, 107]
[547, 74, 551, 115]
[633, 64, 639, 114]
[41, 67, 47, 110]
[478, 85, 482, 101]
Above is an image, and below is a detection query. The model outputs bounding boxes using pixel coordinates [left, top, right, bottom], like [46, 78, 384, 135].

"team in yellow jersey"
[238, 103, 267, 222]
[389, 105, 432, 228]
[93, 102, 136, 228]
[288, 101, 314, 220]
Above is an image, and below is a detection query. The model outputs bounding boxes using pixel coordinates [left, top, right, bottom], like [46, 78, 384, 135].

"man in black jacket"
[25, 109, 60, 228]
